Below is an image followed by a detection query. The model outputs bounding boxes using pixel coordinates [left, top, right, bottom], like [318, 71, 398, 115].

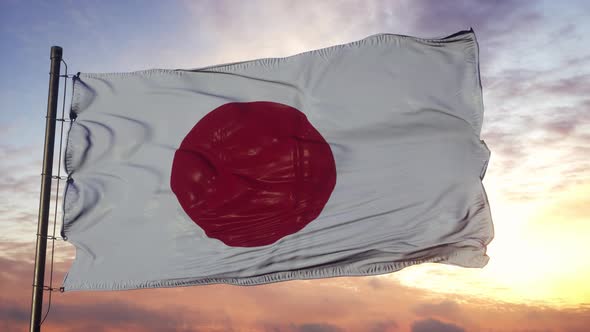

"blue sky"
[1, 1, 590, 331]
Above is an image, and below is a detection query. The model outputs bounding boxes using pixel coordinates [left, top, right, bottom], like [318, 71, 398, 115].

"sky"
[1, 0, 590, 331]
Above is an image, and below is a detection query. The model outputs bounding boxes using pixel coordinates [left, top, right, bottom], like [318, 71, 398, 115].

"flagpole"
[29, 46, 63, 332]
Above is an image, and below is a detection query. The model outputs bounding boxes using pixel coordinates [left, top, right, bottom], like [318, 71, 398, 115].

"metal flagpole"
[29, 46, 63, 332]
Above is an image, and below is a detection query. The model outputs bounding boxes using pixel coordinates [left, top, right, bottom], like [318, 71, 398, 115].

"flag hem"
[187, 29, 478, 74]
[62, 245, 488, 291]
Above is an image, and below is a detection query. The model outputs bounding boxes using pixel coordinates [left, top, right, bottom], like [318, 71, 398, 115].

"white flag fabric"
[61, 29, 493, 291]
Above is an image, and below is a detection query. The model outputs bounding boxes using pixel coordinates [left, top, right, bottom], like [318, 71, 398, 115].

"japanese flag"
[62, 29, 493, 291]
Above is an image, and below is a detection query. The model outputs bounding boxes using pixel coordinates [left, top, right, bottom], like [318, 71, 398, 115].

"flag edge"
[61, 244, 488, 291]
[72, 29, 477, 78]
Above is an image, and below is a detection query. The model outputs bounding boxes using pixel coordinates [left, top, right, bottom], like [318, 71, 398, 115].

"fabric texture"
[61, 29, 493, 291]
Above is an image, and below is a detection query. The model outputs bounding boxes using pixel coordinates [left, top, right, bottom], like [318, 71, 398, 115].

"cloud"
[539, 99, 590, 137]
[0, 140, 68, 251]
[260, 320, 399, 332]
[536, 75, 590, 96]
[0, 256, 33, 284]
[565, 54, 590, 67]
[413, 300, 461, 320]
[369, 320, 398, 332]
[47, 300, 203, 332]
[0, 296, 204, 332]
[411, 318, 465, 332]
[367, 277, 385, 290]
[0, 241, 35, 260]
[180, 0, 396, 66]
[479, 88, 590, 201]
[296, 323, 344, 332]
[0, 300, 28, 323]
[488, 70, 590, 102]
[407, 0, 541, 36]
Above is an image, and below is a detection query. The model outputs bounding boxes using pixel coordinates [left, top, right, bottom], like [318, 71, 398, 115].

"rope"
[40, 58, 69, 325]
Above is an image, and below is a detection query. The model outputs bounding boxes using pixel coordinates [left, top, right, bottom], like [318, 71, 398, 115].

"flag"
[61, 29, 493, 291]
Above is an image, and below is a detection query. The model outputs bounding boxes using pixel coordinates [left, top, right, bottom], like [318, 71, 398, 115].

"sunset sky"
[1, 0, 590, 331]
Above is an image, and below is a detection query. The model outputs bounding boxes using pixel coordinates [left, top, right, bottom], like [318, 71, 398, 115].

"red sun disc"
[170, 101, 336, 247]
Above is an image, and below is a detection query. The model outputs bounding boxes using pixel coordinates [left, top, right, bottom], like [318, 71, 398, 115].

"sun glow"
[394, 183, 590, 307]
